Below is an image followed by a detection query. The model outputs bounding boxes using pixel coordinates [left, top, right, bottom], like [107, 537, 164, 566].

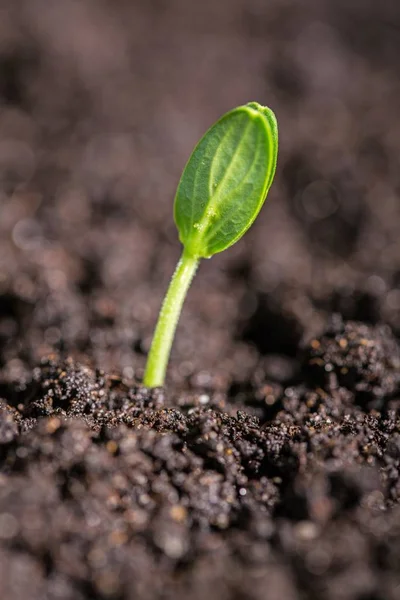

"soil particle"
[303, 316, 400, 407]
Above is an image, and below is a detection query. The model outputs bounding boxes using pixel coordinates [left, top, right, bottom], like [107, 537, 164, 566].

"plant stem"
[143, 249, 199, 387]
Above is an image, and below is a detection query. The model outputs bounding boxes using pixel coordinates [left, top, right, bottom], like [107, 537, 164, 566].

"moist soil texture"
[1, 1, 400, 599]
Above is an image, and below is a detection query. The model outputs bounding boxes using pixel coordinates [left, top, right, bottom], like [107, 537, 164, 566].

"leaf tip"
[245, 102, 278, 137]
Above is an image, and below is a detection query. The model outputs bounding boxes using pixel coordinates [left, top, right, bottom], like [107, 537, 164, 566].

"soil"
[1, 1, 400, 599]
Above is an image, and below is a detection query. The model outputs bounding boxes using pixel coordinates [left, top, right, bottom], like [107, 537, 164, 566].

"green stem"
[143, 249, 199, 387]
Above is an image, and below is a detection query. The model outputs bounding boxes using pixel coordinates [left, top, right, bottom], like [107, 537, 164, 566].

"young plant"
[143, 102, 278, 388]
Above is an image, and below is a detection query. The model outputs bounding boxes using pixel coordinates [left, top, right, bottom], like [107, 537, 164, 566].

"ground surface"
[0, 0, 400, 599]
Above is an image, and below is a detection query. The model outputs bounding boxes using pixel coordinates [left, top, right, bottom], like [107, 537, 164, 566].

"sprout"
[143, 102, 278, 387]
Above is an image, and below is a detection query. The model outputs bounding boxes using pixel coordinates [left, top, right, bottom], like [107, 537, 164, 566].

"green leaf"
[174, 102, 278, 259]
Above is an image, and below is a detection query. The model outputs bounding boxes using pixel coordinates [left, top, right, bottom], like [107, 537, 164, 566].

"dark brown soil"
[1, 1, 400, 598]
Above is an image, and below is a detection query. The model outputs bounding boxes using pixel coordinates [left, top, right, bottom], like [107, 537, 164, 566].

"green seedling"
[143, 102, 278, 387]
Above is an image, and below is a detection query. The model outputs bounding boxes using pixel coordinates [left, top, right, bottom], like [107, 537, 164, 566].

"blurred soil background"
[0, 1, 400, 599]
